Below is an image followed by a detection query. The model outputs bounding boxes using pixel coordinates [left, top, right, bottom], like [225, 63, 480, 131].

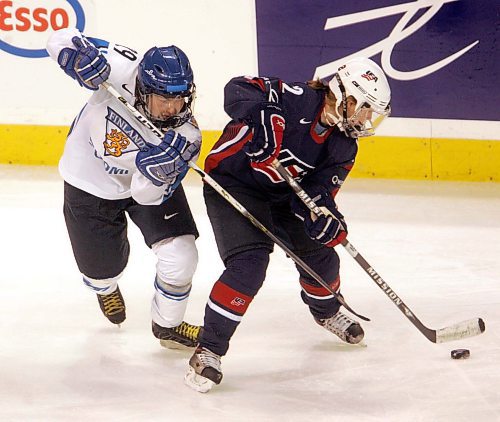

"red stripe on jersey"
[300, 276, 340, 297]
[250, 162, 283, 182]
[246, 77, 266, 92]
[288, 165, 299, 178]
[330, 187, 340, 199]
[205, 124, 252, 173]
[210, 280, 254, 316]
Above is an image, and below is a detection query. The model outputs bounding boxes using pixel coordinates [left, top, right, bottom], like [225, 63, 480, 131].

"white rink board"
[0, 0, 258, 131]
[1, 0, 498, 140]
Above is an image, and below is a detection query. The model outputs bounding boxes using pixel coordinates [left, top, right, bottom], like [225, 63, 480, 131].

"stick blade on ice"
[435, 318, 485, 343]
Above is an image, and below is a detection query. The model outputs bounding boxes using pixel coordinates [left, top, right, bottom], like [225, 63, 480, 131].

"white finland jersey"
[46, 28, 201, 205]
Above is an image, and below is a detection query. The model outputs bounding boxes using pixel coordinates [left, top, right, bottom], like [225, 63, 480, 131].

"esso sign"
[0, 0, 86, 58]
[0, 2, 70, 32]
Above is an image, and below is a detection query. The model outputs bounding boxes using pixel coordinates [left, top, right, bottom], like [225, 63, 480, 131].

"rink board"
[1, 124, 498, 182]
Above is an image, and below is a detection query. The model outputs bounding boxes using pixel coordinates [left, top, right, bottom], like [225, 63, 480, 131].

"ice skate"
[96, 286, 126, 325]
[152, 321, 201, 349]
[315, 311, 364, 344]
[185, 346, 223, 393]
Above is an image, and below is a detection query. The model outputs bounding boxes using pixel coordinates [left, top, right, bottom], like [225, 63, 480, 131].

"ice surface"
[1, 165, 499, 421]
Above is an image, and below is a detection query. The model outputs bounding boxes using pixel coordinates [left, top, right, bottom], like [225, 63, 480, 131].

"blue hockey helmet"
[136, 45, 196, 129]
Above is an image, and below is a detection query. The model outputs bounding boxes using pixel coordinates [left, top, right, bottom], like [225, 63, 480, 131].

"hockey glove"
[135, 130, 199, 187]
[243, 102, 285, 165]
[57, 36, 110, 90]
[291, 186, 348, 247]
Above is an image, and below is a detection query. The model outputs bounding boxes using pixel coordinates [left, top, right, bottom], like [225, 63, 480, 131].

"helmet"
[136, 45, 196, 130]
[328, 57, 391, 137]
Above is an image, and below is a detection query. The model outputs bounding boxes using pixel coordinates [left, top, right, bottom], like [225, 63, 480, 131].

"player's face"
[322, 95, 368, 126]
[342, 96, 371, 121]
[344, 97, 356, 118]
[347, 98, 373, 126]
[147, 94, 185, 119]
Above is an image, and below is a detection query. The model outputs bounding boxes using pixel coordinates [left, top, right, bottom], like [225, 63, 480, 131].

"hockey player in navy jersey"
[46, 28, 202, 349]
[185, 58, 391, 392]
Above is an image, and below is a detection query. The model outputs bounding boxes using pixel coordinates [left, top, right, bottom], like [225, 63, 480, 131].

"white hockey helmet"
[328, 57, 391, 137]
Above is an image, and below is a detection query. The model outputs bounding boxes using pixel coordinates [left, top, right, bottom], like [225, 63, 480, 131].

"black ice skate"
[185, 346, 223, 393]
[152, 321, 202, 349]
[315, 311, 364, 344]
[96, 286, 126, 325]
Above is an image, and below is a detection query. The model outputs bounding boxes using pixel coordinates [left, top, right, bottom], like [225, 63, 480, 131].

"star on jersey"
[104, 107, 147, 156]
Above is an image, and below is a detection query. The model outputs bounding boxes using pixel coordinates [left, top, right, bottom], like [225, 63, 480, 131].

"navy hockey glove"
[244, 102, 285, 165]
[291, 187, 348, 247]
[135, 130, 199, 187]
[57, 36, 110, 90]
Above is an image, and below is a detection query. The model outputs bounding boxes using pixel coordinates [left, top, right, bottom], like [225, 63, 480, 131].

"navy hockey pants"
[200, 184, 342, 356]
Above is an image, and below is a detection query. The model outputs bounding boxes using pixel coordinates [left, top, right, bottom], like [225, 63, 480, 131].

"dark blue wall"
[256, 0, 499, 120]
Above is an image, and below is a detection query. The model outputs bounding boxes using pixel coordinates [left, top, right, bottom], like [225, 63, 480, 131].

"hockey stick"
[270, 159, 485, 343]
[101, 82, 369, 322]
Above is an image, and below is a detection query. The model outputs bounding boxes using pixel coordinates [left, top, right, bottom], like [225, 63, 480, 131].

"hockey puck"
[451, 349, 470, 360]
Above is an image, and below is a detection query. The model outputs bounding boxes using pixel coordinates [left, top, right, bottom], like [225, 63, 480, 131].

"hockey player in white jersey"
[46, 28, 201, 348]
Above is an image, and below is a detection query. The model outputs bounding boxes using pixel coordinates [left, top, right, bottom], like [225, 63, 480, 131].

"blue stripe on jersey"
[86, 36, 109, 49]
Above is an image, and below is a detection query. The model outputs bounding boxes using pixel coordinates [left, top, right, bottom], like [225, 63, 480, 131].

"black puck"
[451, 349, 470, 359]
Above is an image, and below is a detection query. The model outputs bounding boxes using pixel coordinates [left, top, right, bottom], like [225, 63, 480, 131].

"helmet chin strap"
[334, 73, 355, 137]
[322, 73, 353, 135]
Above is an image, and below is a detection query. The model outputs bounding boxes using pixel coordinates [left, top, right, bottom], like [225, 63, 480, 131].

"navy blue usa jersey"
[205, 76, 358, 202]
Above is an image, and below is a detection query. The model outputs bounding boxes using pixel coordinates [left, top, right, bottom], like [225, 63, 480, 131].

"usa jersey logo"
[252, 148, 315, 183]
[230, 297, 246, 307]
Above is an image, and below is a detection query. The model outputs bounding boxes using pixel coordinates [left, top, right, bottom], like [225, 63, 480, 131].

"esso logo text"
[0, 0, 86, 58]
[0, 2, 69, 32]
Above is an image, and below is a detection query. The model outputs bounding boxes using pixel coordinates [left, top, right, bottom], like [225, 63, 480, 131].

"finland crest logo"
[104, 107, 147, 157]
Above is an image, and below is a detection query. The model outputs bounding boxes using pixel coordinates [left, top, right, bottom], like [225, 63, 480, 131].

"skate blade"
[184, 367, 216, 393]
[159, 339, 194, 350]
